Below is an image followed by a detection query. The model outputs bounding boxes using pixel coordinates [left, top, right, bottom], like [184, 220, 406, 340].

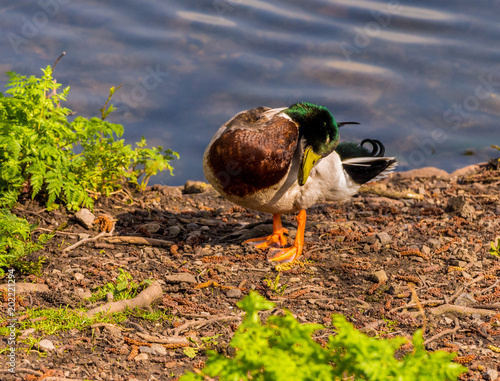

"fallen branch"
[86, 282, 163, 317]
[0, 283, 49, 293]
[0, 368, 43, 376]
[103, 236, 174, 247]
[408, 304, 496, 317]
[359, 185, 424, 200]
[388, 299, 443, 314]
[424, 318, 460, 346]
[63, 231, 112, 252]
[136, 332, 190, 346]
[173, 315, 241, 336]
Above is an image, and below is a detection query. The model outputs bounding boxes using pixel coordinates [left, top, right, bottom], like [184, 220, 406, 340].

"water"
[2, 0, 499, 186]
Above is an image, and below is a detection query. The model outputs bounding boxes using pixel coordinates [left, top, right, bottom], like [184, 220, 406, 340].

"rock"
[152, 184, 183, 197]
[75, 288, 92, 299]
[140, 223, 162, 234]
[184, 180, 210, 194]
[376, 232, 392, 245]
[150, 343, 168, 356]
[391, 167, 449, 179]
[74, 208, 95, 229]
[139, 346, 153, 354]
[483, 369, 499, 381]
[134, 353, 149, 361]
[454, 293, 477, 307]
[165, 273, 197, 284]
[450, 163, 483, 178]
[446, 196, 476, 220]
[186, 223, 199, 231]
[19, 328, 36, 340]
[38, 339, 56, 352]
[168, 225, 182, 237]
[73, 272, 85, 281]
[372, 270, 388, 284]
[226, 288, 242, 299]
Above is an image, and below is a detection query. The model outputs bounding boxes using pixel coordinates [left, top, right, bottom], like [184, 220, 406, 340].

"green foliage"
[183, 334, 221, 358]
[0, 208, 51, 276]
[0, 66, 178, 210]
[181, 292, 467, 381]
[90, 268, 151, 301]
[490, 238, 500, 257]
[264, 273, 287, 296]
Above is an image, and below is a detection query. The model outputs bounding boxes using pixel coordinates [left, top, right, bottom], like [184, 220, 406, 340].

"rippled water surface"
[2, 0, 499, 185]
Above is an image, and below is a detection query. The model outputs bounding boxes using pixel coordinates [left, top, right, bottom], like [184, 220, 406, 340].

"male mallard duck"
[203, 102, 397, 263]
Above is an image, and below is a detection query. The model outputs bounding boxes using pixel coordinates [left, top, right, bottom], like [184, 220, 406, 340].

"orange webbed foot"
[243, 214, 288, 249]
[267, 209, 306, 263]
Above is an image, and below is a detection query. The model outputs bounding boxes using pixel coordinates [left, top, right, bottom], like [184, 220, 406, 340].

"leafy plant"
[184, 334, 222, 358]
[490, 238, 500, 257]
[0, 66, 178, 210]
[264, 274, 287, 296]
[90, 268, 151, 301]
[180, 292, 466, 381]
[0, 208, 52, 276]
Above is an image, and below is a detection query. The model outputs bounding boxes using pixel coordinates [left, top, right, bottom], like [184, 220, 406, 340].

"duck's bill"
[298, 147, 321, 186]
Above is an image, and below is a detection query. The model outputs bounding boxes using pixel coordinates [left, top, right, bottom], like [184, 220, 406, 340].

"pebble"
[483, 369, 499, 381]
[75, 288, 92, 299]
[168, 225, 182, 237]
[74, 208, 95, 229]
[454, 293, 477, 307]
[134, 353, 149, 361]
[150, 343, 168, 356]
[38, 339, 56, 352]
[376, 232, 392, 245]
[186, 223, 199, 231]
[226, 288, 242, 299]
[372, 270, 388, 284]
[139, 346, 152, 354]
[164, 273, 197, 284]
[73, 273, 85, 281]
[184, 180, 209, 194]
[140, 223, 162, 234]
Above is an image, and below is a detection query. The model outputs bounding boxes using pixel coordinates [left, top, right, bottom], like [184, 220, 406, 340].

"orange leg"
[268, 209, 306, 263]
[243, 214, 288, 249]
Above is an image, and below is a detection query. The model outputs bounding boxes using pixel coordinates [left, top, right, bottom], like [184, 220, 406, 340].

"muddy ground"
[1, 160, 500, 381]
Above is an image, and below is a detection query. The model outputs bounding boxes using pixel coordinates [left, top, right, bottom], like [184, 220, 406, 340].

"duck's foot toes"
[243, 229, 288, 249]
[268, 246, 300, 263]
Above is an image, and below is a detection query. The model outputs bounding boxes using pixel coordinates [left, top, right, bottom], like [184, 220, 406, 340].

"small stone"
[150, 343, 167, 356]
[168, 225, 182, 237]
[428, 238, 442, 248]
[165, 273, 197, 284]
[372, 270, 388, 284]
[19, 328, 36, 340]
[78, 233, 91, 240]
[184, 180, 209, 194]
[73, 273, 85, 281]
[75, 288, 92, 299]
[376, 232, 392, 245]
[483, 369, 499, 381]
[140, 223, 162, 234]
[226, 288, 242, 299]
[134, 353, 149, 361]
[186, 223, 199, 231]
[38, 339, 56, 352]
[74, 208, 95, 229]
[139, 346, 153, 354]
[420, 246, 431, 256]
[454, 293, 476, 307]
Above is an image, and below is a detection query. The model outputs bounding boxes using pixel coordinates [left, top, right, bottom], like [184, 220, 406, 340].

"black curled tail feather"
[336, 138, 397, 185]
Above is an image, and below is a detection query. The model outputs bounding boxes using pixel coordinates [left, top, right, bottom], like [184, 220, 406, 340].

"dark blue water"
[2, 0, 499, 185]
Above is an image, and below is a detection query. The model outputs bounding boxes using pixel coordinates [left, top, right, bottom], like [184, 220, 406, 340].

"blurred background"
[2, 0, 499, 185]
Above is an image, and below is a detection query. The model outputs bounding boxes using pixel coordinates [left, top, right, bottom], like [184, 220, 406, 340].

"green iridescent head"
[284, 102, 340, 185]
